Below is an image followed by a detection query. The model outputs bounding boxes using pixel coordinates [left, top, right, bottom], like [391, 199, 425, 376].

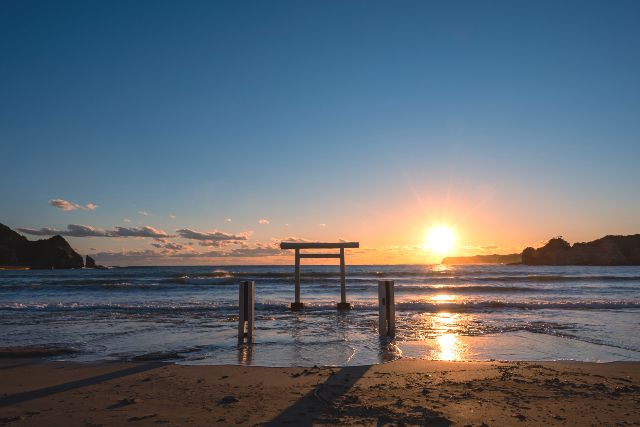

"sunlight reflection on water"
[433, 312, 465, 360]
[398, 311, 468, 360]
[431, 264, 451, 273]
[432, 294, 455, 302]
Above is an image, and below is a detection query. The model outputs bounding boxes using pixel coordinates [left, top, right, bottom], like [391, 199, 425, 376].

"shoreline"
[1, 358, 638, 426]
[3, 329, 638, 366]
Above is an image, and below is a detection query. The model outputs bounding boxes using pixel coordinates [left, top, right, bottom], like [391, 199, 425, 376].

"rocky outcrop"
[442, 253, 521, 265]
[85, 255, 106, 269]
[522, 235, 640, 265]
[0, 223, 83, 269]
[85, 255, 97, 268]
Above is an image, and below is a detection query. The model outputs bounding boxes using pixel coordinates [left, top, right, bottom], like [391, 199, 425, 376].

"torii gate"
[280, 241, 359, 310]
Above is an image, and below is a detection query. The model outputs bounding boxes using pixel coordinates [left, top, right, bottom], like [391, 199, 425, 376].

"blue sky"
[1, 1, 639, 264]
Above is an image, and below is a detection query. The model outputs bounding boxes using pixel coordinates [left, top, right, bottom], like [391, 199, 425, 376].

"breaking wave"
[2, 300, 639, 313]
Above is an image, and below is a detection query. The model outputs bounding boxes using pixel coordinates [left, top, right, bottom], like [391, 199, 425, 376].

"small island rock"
[86, 255, 97, 268]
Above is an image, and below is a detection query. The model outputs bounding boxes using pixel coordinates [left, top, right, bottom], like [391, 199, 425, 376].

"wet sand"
[0, 358, 639, 426]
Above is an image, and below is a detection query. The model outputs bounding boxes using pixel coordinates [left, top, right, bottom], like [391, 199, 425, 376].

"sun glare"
[424, 226, 456, 255]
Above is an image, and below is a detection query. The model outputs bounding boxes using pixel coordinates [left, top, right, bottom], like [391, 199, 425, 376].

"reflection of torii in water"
[279, 241, 359, 311]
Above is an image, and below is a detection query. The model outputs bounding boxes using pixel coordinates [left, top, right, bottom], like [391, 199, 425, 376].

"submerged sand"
[0, 358, 639, 426]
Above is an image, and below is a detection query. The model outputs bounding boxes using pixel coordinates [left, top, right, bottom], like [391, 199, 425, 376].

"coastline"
[1, 358, 638, 426]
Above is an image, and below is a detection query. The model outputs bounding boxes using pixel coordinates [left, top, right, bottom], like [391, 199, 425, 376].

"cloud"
[279, 236, 311, 243]
[48, 199, 77, 211]
[164, 242, 189, 251]
[225, 218, 232, 222]
[222, 246, 282, 257]
[198, 241, 222, 247]
[112, 226, 171, 238]
[318, 223, 327, 227]
[181, 244, 283, 258]
[18, 227, 68, 236]
[18, 224, 171, 238]
[175, 228, 248, 244]
[169, 214, 176, 219]
[65, 224, 110, 237]
[92, 243, 283, 263]
[151, 239, 192, 252]
[138, 210, 151, 216]
[123, 218, 131, 223]
[91, 250, 165, 264]
[49, 199, 97, 211]
[258, 219, 269, 225]
[19, 224, 106, 237]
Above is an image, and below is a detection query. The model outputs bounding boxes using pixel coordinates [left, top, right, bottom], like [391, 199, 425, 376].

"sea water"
[1, 265, 639, 366]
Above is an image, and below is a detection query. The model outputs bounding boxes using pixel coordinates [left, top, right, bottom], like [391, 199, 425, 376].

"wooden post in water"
[378, 280, 395, 337]
[292, 249, 303, 310]
[238, 281, 254, 343]
[337, 247, 350, 309]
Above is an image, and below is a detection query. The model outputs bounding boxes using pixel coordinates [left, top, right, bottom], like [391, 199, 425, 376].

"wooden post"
[337, 247, 350, 309]
[378, 280, 395, 337]
[291, 249, 304, 310]
[238, 281, 254, 343]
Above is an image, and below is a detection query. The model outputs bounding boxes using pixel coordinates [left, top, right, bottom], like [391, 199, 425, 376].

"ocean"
[1, 265, 639, 366]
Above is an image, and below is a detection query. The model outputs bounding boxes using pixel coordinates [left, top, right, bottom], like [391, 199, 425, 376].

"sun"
[424, 226, 456, 255]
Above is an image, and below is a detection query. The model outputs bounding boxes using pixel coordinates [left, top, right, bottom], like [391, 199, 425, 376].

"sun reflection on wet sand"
[436, 333, 460, 360]
[432, 312, 466, 360]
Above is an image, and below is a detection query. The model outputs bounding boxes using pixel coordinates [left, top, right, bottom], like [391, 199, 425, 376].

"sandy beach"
[1, 358, 638, 426]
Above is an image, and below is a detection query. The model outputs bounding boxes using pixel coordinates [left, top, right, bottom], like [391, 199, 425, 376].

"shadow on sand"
[0, 362, 165, 407]
[263, 364, 451, 426]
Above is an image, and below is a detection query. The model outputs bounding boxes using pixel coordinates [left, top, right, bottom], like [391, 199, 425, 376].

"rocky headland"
[441, 235, 640, 266]
[522, 235, 640, 265]
[0, 223, 83, 269]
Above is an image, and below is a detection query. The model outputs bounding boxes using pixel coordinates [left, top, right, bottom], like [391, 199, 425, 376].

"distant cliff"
[442, 253, 521, 265]
[522, 235, 640, 265]
[0, 223, 83, 269]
